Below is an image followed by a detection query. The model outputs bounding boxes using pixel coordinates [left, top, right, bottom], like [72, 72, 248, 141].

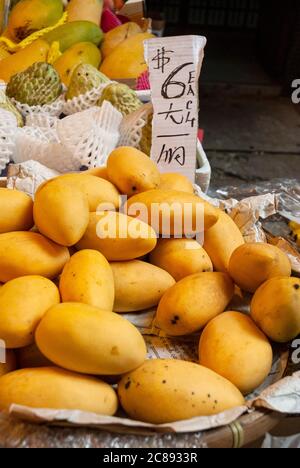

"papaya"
[67, 0, 103, 25]
[53, 42, 102, 86]
[43, 21, 103, 53]
[6, 0, 63, 42]
[203, 210, 245, 273]
[101, 22, 142, 58]
[100, 32, 154, 79]
[0, 39, 50, 82]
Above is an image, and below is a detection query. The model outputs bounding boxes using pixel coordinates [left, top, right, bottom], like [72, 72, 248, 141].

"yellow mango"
[67, 0, 103, 25]
[60, 250, 115, 310]
[149, 238, 213, 282]
[203, 210, 245, 273]
[0, 188, 33, 233]
[251, 277, 300, 343]
[101, 22, 142, 58]
[36, 303, 147, 375]
[6, 0, 63, 42]
[58, 173, 120, 211]
[76, 211, 157, 261]
[199, 311, 273, 394]
[17, 343, 53, 368]
[110, 260, 175, 312]
[0, 350, 17, 377]
[156, 272, 234, 336]
[34, 177, 89, 247]
[0, 231, 70, 282]
[0, 39, 50, 82]
[107, 147, 160, 197]
[229, 243, 291, 293]
[84, 166, 110, 181]
[159, 173, 194, 194]
[118, 359, 245, 424]
[0, 276, 60, 348]
[54, 42, 102, 86]
[100, 32, 154, 79]
[126, 189, 219, 237]
[0, 367, 118, 415]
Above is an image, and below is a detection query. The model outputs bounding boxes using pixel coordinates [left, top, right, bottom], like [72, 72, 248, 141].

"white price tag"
[144, 35, 207, 182]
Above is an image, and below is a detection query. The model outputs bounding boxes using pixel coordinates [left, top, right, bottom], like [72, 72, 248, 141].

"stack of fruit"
[0, 146, 299, 425]
[0, 0, 152, 84]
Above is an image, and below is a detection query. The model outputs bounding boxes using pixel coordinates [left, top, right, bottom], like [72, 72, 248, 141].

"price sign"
[144, 35, 206, 182]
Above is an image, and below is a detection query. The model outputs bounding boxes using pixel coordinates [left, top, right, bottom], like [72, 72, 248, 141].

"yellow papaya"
[6, 0, 63, 42]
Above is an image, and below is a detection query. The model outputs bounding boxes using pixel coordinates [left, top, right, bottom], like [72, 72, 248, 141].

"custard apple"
[97, 83, 142, 116]
[0, 90, 23, 127]
[66, 64, 110, 100]
[6, 62, 62, 106]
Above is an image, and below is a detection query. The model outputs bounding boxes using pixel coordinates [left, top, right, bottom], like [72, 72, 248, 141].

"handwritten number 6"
[161, 62, 193, 99]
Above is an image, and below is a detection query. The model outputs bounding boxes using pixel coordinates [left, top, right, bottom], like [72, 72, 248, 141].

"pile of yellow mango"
[0, 145, 299, 425]
[0, 0, 151, 83]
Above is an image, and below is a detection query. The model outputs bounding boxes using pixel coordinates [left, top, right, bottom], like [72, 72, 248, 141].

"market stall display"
[0, 0, 299, 450]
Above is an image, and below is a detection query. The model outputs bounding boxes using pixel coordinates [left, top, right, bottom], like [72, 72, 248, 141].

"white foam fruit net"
[63, 83, 112, 116]
[11, 102, 123, 172]
[118, 102, 153, 150]
[11, 95, 66, 118]
[0, 109, 18, 171]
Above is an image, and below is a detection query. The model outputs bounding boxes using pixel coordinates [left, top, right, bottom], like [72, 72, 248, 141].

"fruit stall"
[0, 0, 299, 449]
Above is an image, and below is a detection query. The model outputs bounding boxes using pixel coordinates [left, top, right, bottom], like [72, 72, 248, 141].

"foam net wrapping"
[11, 95, 66, 119]
[0, 109, 18, 171]
[119, 102, 153, 150]
[11, 103, 123, 172]
[63, 83, 112, 116]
